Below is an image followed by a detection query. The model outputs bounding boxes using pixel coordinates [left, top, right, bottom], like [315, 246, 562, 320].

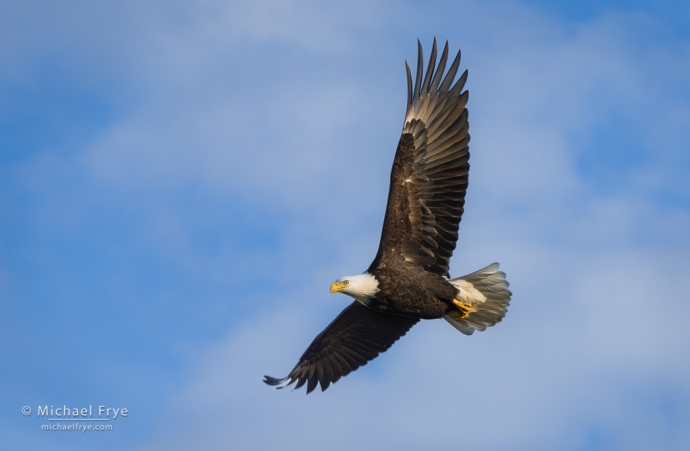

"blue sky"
[1, 1, 689, 450]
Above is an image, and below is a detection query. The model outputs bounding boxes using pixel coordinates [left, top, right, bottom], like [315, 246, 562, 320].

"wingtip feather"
[263, 375, 289, 387]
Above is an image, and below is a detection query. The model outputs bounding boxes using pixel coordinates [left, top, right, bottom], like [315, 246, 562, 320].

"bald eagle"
[264, 39, 511, 394]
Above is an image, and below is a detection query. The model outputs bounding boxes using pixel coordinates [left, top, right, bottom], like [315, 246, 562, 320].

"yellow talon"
[451, 299, 473, 319]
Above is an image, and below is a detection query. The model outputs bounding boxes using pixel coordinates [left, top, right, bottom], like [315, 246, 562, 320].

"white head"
[330, 273, 380, 305]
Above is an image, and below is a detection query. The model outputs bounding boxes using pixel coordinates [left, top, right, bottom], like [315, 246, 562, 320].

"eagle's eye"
[344, 280, 349, 285]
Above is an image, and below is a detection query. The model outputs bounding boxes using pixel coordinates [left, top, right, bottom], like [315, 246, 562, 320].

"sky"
[1, 0, 689, 450]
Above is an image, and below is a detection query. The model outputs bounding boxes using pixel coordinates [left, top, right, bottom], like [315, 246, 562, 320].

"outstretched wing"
[264, 302, 418, 394]
[369, 39, 470, 277]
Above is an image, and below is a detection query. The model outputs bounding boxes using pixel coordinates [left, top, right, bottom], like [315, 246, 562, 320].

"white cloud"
[3, 0, 689, 449]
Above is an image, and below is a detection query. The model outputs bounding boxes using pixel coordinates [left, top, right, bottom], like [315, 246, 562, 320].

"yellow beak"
[330, 281, 347, 294]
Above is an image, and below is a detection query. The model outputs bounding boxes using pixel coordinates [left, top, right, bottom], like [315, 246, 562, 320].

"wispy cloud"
[1, 1, 689, 450]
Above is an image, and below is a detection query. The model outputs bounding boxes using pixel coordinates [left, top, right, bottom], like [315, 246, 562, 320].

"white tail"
[444, 263, 512, 335]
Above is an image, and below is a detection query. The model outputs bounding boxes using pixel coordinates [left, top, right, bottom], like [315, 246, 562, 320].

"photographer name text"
[33, 405, 127, 419]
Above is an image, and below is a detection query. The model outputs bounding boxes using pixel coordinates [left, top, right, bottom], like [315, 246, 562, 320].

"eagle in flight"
[264, 39, 512, 394]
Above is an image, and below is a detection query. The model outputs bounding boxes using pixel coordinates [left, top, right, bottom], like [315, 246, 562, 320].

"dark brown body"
[369, 266, 456, 318]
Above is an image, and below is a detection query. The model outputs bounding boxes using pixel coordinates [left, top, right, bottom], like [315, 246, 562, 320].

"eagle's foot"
[450, 299, 473, 319]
